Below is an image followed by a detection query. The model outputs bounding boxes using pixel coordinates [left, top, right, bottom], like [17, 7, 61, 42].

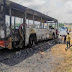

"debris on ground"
[38, 51, 45, 55]
[0, 39, 72, 72]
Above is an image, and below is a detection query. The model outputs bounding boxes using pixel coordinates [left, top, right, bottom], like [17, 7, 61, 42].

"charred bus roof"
[5, 0, 58, 23]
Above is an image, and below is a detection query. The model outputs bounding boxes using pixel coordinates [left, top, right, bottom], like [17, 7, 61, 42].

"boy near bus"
[66, 33, 71, 49]
[69, 28, 71, 32]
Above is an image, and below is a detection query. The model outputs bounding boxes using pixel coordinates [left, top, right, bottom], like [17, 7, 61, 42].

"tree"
[59, 23, 64, 28]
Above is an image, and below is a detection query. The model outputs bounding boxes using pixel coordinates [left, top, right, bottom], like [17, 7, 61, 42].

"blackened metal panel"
[3, 0, 6, 39]
[9, 8, 12, 33]
[9, 1, 26, 12]
[5, 0, 58, 23]
[23, 11, 26, 46]
[0, 0, 4, 26]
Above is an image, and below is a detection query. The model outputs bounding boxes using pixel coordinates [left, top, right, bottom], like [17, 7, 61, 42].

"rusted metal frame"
[20, 18, 22, 23]
[14, 16, 15, 40]
[23, 11, 27, 46]
[9, 8, 14, 49]
[33, 12, 35, 27]
[40, 17, 42, 29]
[43, 22, 44, 29]
[3, 0, 7, 48]
[54, 21, 58, 29]
[47, 23, 49, 29]
[51, 21, 52, 27]
[57, 21, 58, 29]
[55, 22, 57, 29]
[28, 19, 29, 28]
[9, 8, 12, 36]
[3, 0, 6, 38]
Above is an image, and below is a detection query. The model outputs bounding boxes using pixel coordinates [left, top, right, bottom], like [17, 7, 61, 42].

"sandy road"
[53, 33, 72, 72]
[51, 44, 72, 72]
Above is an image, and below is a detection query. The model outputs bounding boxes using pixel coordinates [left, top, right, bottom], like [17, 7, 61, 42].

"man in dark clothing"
[64, 35, 66, 43]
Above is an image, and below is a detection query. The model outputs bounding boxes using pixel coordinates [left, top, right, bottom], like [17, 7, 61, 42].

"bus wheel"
[52, 33, 55, 39]
[29, 36, 36, 47]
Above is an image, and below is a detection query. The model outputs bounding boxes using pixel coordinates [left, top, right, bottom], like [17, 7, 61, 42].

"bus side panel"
[25, 28, 43, 46]
[25, 28, 53, 46]
[25, 28, 30, 46]
[34, 29, 49, 40]
[25, 28, 58, 46]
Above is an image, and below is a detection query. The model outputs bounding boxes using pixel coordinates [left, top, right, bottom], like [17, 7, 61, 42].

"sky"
[10, 0, 72, 23]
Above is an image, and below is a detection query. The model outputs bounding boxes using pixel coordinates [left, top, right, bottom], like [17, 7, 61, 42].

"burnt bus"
[0, 0, 58, 49]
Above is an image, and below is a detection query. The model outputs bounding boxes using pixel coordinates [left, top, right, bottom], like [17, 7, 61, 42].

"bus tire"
[29, 34, 37, 47]
[52, 33, 55, 39]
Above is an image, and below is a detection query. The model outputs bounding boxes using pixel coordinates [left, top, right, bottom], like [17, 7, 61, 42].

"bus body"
[0, 0, 58, 49]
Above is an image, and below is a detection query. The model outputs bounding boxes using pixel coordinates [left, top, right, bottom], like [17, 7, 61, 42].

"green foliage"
[16, 23, 21, 26]
[71, 24, 72, 25]
[59, 23, 64, 27]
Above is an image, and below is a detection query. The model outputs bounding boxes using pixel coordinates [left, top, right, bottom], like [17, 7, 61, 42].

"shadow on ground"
[0, 39, 58, 66]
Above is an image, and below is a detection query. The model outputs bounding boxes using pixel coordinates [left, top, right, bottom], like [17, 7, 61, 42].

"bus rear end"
[0, 28, 5, 48]
[0, 0, 25, 49]
[0, 0, 11, 49]
[0, 0, 5, 49]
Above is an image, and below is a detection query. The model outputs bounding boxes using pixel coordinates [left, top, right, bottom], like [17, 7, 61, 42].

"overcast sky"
[10, 0, 72, 23]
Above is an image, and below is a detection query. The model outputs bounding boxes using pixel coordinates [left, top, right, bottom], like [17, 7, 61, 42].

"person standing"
[66, 33, 71, 50]
[66, 28, 68, 33]
[64, 35, 66, 43]
[69, 28, 71, 32]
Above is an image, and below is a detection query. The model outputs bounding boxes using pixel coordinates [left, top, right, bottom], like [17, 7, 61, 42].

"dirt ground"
[52, 33, 72, 72]
[0, 38, 72, 72]
[51, 44, 72, 72]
